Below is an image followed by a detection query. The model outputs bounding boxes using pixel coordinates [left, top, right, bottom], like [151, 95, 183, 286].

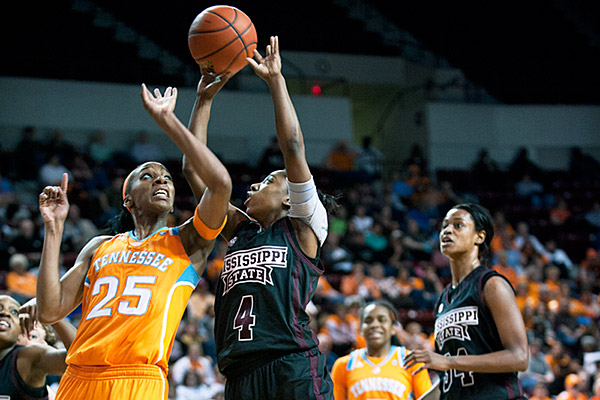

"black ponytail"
[318, 190, 342, 215]
[100, 208, 135, 236]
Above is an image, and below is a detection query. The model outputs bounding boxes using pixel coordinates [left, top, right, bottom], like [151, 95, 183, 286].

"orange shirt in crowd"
[340, 275, 381, 299]
[492, 264, 519, 288]
[5, 271, 37, 298]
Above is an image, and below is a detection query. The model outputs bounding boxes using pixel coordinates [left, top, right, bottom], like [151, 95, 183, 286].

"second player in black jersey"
[404, 203, 529, 400]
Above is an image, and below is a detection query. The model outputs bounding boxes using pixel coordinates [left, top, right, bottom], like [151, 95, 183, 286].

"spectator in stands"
[130, 130, 165, 163]
[321, 231, 354, 274]
[472, 148, 500, 189]
[530, 382, 553, 400]
[368, 261, 397, 302]
[550, 197, 572, 227]
[515, 173, 545, 207]
[364, 221, 390, 263]
[87, 129, 113, 166]
[514, 220, 546, 254]
[492, 249, 520, 289]
[45, 129, 76, 164]
[350, 204, 373, 234]
[257, 136, 284, 175]
[354, 136, 384, 182]
[544, 240, 575, 279]
[328, 204, 349, 237]
[555, 297, 587, 350]
[508, 147, 541, 181]
[320, 300, 359, 357]
[175, 369, 223, 400]
[520, 337, 555, 394]
[390, 265, 424, 309]
[186, 279, 215, 321]
[62, 203, 98, 253]
[316, 332, 338, 372]
[39, 154, 72, 187]
[490, 210, 515, 252]
[340, 261, 381, 301]
[170, 342, 216, 387]
[0, 173, 16, 207]
[324, 140, 357, 172]
[13, 126, 45, 181]
[5, 253, 37, 303]
[8, 218, 42, 265]
[398, 321, 433, 351]
[556, 373, 588, 400]
[591, 377, 600, 400]
[401, 217, 434, 261]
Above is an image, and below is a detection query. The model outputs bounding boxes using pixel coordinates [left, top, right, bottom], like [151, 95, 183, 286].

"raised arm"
[37, 173, 110, 324]
[184, 71, 230, 200]
[183, 72, 251, 240]
[140, 84, 232, 235]
[247, 35, 311, 183]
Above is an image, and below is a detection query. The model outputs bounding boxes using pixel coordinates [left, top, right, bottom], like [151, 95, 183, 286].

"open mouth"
[366, 330, 384, 339]
[153, 189, 169, 199]
[0, 320, 10, 330]
[441, 237, 453, 244]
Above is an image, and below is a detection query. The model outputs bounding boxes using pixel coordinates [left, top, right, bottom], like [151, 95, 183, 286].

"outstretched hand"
[247, 35, 281, 82]
[19, 298, 38, 337]
[39, 173, 69, 227]
[197, 69, 231, 100]
[403, 349, 451, 374]
[141, 84, 178, 122]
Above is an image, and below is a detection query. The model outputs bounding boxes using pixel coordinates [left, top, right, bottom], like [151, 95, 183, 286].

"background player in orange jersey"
[331, 300, 434, 400]
[34, 83, 232, 399]
[403, 203, 529, 400]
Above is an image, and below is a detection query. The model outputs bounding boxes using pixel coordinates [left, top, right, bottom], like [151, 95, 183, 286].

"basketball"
[188, 5, 257, 75]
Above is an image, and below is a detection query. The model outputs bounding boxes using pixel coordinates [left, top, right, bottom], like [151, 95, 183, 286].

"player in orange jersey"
[35, 84, 232, 399]
[331, 300, 433, 400]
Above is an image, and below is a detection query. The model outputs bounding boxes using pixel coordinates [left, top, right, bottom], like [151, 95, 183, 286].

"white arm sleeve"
[287, 176, 329, 246]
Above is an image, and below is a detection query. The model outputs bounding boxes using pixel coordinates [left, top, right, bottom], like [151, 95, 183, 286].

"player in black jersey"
[183, 36, 336, 399]
[404, 203, 529, 400]
[0, 296, 76, 399]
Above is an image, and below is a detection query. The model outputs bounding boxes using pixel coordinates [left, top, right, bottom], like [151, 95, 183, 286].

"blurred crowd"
[1, 126, 600, 399]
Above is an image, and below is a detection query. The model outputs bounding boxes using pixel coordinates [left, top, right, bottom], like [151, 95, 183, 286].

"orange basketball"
[188, 5, 257, 75]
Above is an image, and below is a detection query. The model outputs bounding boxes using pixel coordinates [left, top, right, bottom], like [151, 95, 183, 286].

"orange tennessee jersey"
[331, 346, 432, 400]
[67, 227, 199, 374]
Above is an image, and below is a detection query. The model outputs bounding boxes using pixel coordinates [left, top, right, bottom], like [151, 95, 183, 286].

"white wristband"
[287, 177, 328, 246]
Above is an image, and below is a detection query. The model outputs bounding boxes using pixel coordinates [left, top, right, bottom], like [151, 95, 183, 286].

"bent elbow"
[212, 170, 232, 196]
[515, 348, 529, 371]
[37, 308, 60, 325]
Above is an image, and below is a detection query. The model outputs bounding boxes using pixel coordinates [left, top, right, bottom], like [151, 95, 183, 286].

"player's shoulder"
[331, 352, 351, 371]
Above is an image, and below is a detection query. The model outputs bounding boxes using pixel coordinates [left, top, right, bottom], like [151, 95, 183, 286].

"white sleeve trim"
[287, 176, 329, 246]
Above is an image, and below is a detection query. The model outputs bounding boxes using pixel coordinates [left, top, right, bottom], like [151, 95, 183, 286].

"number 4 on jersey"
[233, 295, 256, 341]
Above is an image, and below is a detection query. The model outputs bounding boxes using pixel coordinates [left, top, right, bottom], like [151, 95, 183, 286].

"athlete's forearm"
[447, 348, 529, 373]
[161, 110, 230, 192]
[37, 225, 65, 324]
[267, 73, 310, 182]
[183, 95, 213, 201]
[51, 318, 77, 349]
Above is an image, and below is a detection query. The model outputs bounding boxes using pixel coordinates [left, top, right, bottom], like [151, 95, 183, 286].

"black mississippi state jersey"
[434, 266, 525, 400]
[0, 346, 48, 399]
[214, 217, 323, 377]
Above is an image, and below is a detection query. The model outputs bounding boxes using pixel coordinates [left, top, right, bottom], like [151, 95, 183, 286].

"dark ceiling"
[4, 0, 600, 105]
